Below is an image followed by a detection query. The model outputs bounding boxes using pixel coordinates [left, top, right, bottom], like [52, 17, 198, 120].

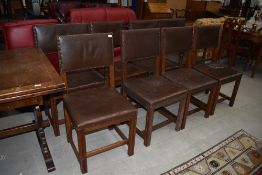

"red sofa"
[70, 7, 136, 23]
[3, 19, 58, 50]
[3, 19, 58, 71]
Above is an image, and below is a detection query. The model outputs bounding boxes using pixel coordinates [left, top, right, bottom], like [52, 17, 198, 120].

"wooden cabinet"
[186, 0, 207, 20]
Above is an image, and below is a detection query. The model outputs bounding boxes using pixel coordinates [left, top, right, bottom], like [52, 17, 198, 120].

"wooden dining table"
[0, 48, 65, 172]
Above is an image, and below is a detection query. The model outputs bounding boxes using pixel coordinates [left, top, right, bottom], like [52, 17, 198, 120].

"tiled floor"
[0, 65, 262, 175]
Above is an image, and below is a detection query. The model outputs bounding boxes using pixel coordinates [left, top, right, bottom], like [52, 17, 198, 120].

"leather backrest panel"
[34, 23, 90, 53]
[128, 19, 159, 29]
[121, 28, 160, 62]
[161, 26, 193, 54]
[194, 25, 221, 49]
[58, 33, 113, 72]
[91, 21, 126, 47]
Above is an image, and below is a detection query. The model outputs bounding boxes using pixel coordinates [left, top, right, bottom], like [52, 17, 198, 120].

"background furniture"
[48, 0, 120, 22]
[220, 0, 251, 17]
[217, 18, 251, 71]
[0, 48, 65, 172]
[144, 2, 172, 19]
[69, 7, 136, 23]
[186, 0, 207, 21]
[58, 33, 137, 174]
[3, 19, 57, 50]
[237, 31, 262, 77]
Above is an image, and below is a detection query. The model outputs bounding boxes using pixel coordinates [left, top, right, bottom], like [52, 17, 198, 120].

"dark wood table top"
[0, 48, 65, 103]
[239, 31, 262, 44]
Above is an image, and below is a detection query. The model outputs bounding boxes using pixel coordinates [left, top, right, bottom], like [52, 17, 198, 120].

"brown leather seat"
[124, 76, 186, 109]
[164, 68, 217, 94]
[58, 33, 137, 174]
[64, 86, 136, 130]
[121, 28, 188, 147]
[194, 64, 242, 83]
[161, 26, 218, 129]
[192, 24, 243, 115]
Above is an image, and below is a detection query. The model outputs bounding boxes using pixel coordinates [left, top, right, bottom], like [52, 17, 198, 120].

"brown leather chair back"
[161, 26, 193, 54]
[58, 33, 114, 90]
[193, 25, 221, 65]
[121, 28, 160, 62]
[128, 19, 159, 29]
[161, 26, 193, 70]
[91, 21, 127, 47]
[121, 28, 160, 79]
[159, 18, 186, 28]
[34, 23, 90, 54]
[194, 25, 221, 50]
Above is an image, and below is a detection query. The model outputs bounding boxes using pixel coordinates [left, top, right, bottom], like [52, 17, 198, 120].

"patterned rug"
[162, 130, 262, 175]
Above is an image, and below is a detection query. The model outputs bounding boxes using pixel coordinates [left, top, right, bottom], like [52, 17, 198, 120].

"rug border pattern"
[162, 129, 262, 175]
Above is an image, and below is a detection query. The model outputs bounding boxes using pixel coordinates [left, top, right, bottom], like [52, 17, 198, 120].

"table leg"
[34, 106, 56, 172]
[50, 96, 60, 136]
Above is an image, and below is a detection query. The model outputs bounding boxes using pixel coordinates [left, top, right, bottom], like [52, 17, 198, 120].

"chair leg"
[77, 131, 87, 174]
[210, 85, 221, 115]
[181, 95, 191, 130]
[144, 108, 154, 147]
[175, 98, 187, 131]
[229, 78, 241, 107]
[64, 107, 72, 143]
[128, 118, 137, 156]
[204, 88, 216, 118]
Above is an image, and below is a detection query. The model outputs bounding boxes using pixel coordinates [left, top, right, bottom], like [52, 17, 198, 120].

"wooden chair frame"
[160, 27, 218, 129]
[59, 34, 137, 174]
[121, 29, 187, 147]
[192, 24, 243, 115]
